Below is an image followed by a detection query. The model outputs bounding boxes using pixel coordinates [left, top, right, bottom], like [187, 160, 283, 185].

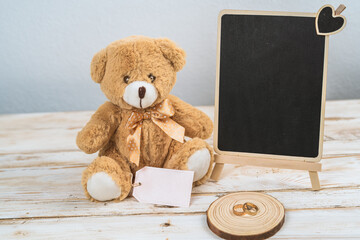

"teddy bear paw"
[86, 172, 121, 201]
[187, 148, 211, 182]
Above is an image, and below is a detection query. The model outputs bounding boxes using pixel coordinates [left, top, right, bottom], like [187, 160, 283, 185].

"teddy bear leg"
[82, 156, 133, 202]
[163, 138, 214, 186]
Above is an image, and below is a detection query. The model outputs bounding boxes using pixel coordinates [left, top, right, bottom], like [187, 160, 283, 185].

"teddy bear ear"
[155, 38, 186, 72]
[90, 48, 107, 83]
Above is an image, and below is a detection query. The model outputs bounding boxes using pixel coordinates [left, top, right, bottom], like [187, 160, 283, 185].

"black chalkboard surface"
[215, 11, 328, 161]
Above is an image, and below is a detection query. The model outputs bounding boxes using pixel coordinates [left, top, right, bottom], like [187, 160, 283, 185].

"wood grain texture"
[1, 209, 360, 239]
[207, 192, 285, 239]
[0, 100, 359, 239]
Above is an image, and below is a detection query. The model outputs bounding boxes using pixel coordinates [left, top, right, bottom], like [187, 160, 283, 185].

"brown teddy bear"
[77, 36, 214, 202]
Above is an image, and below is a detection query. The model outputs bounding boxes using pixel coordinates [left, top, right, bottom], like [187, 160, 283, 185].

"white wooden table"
[1, 100, 360, 239]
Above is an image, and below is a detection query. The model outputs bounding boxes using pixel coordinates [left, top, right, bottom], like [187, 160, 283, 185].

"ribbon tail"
[170, 123, 185, 143]
[127, 125, 142, 166]
[129, 149, 140, 167]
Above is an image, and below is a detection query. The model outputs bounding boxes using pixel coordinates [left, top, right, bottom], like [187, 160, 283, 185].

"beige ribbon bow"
[125, 99, 185, 166]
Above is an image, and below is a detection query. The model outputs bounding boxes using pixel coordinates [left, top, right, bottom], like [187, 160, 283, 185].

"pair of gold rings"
[233, 202, 259, 216]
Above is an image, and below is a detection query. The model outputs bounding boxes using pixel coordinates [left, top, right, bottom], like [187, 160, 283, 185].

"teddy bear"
[76, 36, 214, 202]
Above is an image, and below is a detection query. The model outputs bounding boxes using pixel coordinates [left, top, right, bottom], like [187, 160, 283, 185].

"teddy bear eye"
[123, 76, 130, 83]
[148, 74, 156, 82]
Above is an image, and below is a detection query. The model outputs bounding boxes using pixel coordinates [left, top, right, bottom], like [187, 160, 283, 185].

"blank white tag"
[132, 167, 194, 207]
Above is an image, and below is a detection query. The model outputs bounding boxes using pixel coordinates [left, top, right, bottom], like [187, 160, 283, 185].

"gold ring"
[243, 202, 259, 216]
[232, 204, 246, 216]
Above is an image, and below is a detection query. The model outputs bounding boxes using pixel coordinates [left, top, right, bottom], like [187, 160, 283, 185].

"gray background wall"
[0, 0, 359, 114]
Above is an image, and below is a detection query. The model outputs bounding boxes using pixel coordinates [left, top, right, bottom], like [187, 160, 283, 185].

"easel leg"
[309, 171, 321, 190]
[210, 163, 224, 181]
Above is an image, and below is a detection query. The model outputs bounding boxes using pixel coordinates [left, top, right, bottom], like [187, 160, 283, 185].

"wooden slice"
[206, 192, 285, 240]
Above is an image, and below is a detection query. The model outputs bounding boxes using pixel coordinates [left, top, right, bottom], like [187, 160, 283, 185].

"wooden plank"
[0, 151, 96, 169]
[0, 129, 79, 155]
[0, 187, 358, 220]
[324, 118, 360, 141]
[0, 151, 359, 219]
[323, 140, 360, 157]
[1, 208, 359, 239]
[0, 152, 359, 200]
[0, 111, 92, 130]
[324, 99, 360, 118]
[0, 122, 359, 156]
[197, 154, 360, 193]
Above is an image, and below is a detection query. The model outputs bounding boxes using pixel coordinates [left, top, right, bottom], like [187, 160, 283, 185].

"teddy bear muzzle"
[123, 81, 158, 109]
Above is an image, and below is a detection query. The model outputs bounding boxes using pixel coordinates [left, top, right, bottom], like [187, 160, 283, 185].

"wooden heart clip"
[316, 4, 346, 36]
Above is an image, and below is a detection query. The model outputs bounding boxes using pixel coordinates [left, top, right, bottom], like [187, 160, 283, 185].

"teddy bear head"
[90, 36, 186, 109]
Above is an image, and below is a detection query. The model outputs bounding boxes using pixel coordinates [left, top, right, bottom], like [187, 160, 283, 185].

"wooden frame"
[211, 9, 330, 190]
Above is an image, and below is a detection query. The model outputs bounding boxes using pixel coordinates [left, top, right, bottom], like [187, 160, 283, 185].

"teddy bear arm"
[76, 102, 120, 154]
[168, 95, 213, 139]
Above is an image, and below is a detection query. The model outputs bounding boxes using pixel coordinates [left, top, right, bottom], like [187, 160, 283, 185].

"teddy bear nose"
[138, 86, 146, 99]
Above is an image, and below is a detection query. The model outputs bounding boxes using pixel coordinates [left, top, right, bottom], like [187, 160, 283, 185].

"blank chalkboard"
[214, 10, 328, 161]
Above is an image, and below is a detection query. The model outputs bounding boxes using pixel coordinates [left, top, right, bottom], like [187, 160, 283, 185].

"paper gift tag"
[132, 167, 194, 207]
